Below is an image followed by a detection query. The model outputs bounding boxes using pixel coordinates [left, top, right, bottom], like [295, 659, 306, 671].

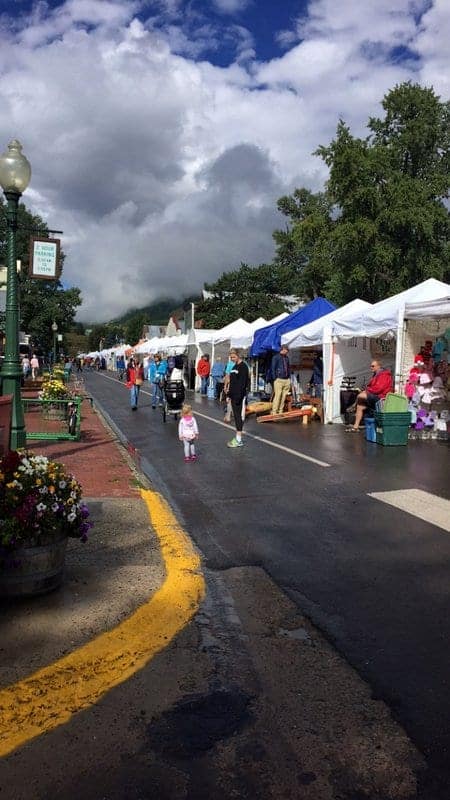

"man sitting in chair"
[348, 359, 393, 431]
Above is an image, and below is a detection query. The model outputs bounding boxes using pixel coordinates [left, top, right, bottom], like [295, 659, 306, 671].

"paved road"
[84, 371, 450, 791]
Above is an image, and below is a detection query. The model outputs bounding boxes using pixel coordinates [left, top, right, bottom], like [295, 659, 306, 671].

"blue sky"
[2, 0, 307, 64]
[0, 0, 448, 320]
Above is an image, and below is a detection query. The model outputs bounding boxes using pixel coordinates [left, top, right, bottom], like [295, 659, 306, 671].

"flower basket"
[0, 450, 92, 597]
[0, 531, 68, 596]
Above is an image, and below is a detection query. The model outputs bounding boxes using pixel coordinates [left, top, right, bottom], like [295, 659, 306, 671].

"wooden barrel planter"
[0, 532, 68, 598]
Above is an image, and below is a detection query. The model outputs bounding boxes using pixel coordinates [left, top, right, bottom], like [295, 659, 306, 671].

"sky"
[0, 0, 449, 321]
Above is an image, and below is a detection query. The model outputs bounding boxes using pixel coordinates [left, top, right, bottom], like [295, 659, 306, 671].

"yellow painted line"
[0, 489, 205, 758]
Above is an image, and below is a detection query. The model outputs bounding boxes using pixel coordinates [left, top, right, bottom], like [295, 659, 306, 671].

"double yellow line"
[0, 489, 205, 757]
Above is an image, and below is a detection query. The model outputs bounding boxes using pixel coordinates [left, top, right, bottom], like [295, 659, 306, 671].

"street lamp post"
[0, 139, 31, 450]
[51, 321, 58, 365]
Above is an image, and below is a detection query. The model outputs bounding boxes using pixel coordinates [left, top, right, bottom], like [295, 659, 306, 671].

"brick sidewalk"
[25, 396, 140, 498]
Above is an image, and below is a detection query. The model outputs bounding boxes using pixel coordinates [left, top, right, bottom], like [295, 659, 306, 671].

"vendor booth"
[325, 279, 449, 424]
[396, 295, 450, 439]
[282, 299, 373, 424]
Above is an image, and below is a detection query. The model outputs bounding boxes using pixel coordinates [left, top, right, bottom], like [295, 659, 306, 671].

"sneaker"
[190, 454, 197, 461]
[227, 438, 244, 448]
[184, 456, 191, 463]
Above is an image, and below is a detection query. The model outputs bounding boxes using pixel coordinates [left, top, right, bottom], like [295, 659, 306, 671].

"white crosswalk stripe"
[368, 489, 450, 532]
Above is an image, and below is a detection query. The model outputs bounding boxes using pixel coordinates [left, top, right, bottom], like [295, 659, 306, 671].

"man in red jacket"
[349, 359, 393, 431]
[196, 353, 211, 395]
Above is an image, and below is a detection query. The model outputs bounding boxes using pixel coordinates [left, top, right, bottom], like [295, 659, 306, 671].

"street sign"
[29, 237, 61, 280]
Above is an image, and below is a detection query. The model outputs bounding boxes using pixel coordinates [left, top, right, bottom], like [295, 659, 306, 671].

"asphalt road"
[83, 370, 450, 792]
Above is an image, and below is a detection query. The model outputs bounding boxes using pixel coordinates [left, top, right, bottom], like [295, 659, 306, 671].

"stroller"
[162, 379, 185, 423]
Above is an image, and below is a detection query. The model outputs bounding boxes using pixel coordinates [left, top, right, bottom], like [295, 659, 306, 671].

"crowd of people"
[121, 348, 251, 453]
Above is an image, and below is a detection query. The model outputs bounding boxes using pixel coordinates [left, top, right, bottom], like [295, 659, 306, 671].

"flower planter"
[0, 532, 68, 597]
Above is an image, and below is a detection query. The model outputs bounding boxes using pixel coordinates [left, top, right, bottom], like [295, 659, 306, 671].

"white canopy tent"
[230, 313, 290, 349]
[282, 299, 371, 348]
[331, 279, 449, 339]
[213, 318, 253, 345]
[280, 300, 373, 423]
[279, 300, 370, 423]
[321, 280, 449, 420]
[186, 329, 219, 346]
[397, 295, 450, 394]
[134, 334, 188, 355]
[404, 296, 450, 320]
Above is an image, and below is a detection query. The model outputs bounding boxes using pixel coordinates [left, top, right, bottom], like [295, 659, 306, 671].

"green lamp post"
[51, 320, 58, 365]
[0, 139, 31, 449]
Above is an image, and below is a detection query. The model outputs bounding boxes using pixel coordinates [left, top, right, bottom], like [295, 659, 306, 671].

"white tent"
[282, 299, 371, 348]
[332, 279, 449, 339]
[213, 318, 253, 344]
[134, 335, 188, 354]
[280, 300, 372, 423]
[404, 296, 450, 319]
[396, 295, 450, 394]
[186, 329, 219, 346]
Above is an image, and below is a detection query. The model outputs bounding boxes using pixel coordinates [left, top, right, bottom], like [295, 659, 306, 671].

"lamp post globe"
[0, 139, 32, 450]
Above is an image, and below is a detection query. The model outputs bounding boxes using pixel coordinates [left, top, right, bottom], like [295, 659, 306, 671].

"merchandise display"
[404, 336, 449, 441]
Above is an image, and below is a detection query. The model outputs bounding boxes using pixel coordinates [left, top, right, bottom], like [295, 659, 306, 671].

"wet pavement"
[82, 370, 450, 795]
[1, 371, 449, 799]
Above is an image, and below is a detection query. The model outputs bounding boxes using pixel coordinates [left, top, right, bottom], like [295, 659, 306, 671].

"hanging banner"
[29, 237, 61, 280]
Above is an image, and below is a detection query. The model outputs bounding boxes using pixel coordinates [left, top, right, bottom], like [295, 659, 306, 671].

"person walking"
[126, 357, 144, 410]
[196, 353, 210, 395]
[178, 403, 199, 462]
[211, 356, 225, 399]
[149, 354, 168, 408]
[116, 354, 125, 380]
[30, 353, 40, 380]
[22, 355, 31, 379]
[222, 356, 234, 422]
[226, 348, 249, 448]
[271, 344, 291, 415]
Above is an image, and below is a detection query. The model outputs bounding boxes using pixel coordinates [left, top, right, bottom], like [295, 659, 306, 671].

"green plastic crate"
[375, 410, 411, 446]
[383, 393, 408, 412]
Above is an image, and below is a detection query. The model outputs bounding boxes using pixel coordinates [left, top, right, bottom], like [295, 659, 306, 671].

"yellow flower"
[48, 485, 55, 494]
[36, 478, 42, 486]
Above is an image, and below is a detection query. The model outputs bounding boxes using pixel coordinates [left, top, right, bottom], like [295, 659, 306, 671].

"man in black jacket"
[226, 349, 250, 448]
[271, 344, 291, 414]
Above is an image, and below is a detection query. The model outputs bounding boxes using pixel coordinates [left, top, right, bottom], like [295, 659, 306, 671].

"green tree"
[195, 263, 290, 328]
[0, 197, 82, 353]
[275, 82, 450, 304]
[124, 312, 147, 346]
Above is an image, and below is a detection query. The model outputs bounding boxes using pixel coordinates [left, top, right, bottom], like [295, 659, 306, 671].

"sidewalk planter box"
[375, 411, 411, 446]
[0, 532, 68, 597]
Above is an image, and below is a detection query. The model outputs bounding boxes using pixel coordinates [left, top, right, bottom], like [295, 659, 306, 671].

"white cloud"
[0, 0, 448, 321]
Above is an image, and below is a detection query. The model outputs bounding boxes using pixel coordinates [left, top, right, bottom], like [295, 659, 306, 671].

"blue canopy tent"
[250, 297, 336, 356]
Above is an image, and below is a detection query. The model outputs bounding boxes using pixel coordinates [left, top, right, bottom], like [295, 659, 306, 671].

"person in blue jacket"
[211, 356, 225, 399]
[149, 354, 168, 408]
